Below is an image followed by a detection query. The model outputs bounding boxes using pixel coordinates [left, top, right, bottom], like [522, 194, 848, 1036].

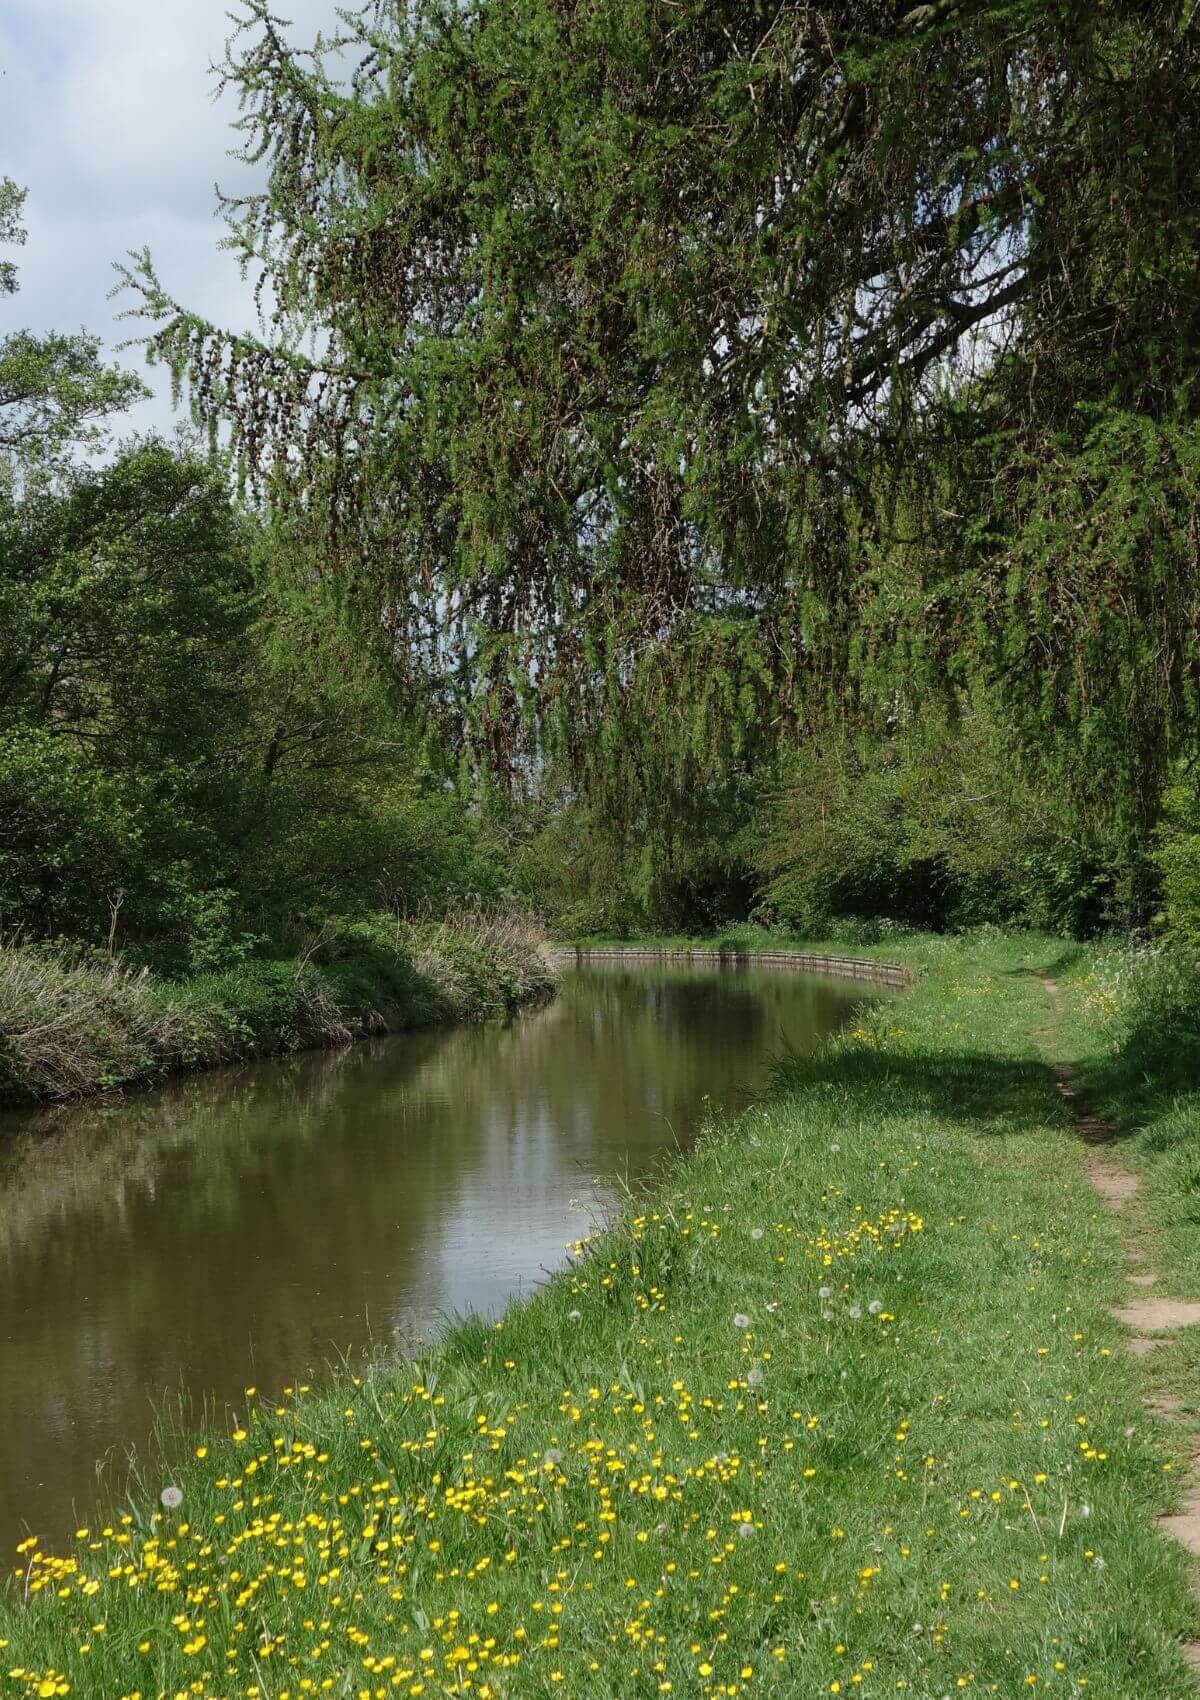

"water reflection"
[0, 962, 869, 1547]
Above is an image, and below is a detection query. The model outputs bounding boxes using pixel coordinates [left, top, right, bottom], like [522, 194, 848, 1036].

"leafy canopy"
[125, 3, 1200, 833]
[0, 181, 147, 467]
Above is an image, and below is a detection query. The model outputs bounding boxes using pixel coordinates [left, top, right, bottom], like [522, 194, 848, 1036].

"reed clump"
[0, 916, 554, 1104]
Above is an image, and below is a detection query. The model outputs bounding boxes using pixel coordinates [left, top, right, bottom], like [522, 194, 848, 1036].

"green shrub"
[1153, 781, 1200, 946]
[1113, 948, 1200, 1092]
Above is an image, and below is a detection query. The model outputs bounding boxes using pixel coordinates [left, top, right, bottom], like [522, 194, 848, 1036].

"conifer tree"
[124, 1, 1200, 876]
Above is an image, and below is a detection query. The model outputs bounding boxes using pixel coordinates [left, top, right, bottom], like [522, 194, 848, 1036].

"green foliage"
[0, 185, 146, 463]
[0, 177, 26, 298]
[0, 329, 148, 464]
[0, 440, 258, 951]
[757, 702, 1124, 937]
[492, 771, 758, 938]
[1152, 780, 1200, 948]
[0, 461, 509, 959]
[1106, 947, 1200, 1096]
[124, 1, 1200, 857]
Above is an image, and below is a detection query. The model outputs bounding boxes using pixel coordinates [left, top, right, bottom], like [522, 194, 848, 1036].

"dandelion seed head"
[732, 1312, 752, 1330]
[160, 1486, 183, 1510]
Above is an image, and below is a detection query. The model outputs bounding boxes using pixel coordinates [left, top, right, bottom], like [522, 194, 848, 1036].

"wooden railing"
[546, 946, 913, 988]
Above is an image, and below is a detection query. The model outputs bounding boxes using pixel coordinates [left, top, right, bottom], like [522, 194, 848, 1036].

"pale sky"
[1, 0, 340, 437]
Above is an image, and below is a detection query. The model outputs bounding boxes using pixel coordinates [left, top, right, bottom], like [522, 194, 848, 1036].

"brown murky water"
[0, 961, 868, 1549]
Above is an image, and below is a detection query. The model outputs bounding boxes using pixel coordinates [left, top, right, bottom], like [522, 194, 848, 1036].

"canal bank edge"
[0, 914, 556, 1106]
[3, 928, 1200, 1696]
[550, 944, 913, 988]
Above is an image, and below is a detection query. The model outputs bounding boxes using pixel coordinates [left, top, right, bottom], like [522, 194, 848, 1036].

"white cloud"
[0, 0, 340, 437]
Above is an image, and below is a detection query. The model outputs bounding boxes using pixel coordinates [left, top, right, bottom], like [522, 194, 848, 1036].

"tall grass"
[0, 916, 554, 1104]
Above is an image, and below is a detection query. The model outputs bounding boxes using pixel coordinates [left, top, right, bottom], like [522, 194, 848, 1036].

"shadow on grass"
[1003, 943, 1090, 983]
[1068, 1031, 1200, 1147]
[770, 1042, 1061, 1139]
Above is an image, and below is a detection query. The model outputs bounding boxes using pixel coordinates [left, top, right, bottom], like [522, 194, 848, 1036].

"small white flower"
[568, 1309, 582, 1322]
[738, 1521, 755, 1539]
[750, 1227, 765, 1241]
[847, 1305, 862, 1321]
[868, 1300, 883, 1315]
[160, 1486, 183, 1510]
[818, 1285, 832, 1300]
[732, 1312, 752, 1330]
[830, 1142, 840, 1153]
[765, 1300, 779, 1314]
[1092, 1554, 1105, 1570]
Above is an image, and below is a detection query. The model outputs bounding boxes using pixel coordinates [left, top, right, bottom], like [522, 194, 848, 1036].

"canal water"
[0, 960, 870, 1549]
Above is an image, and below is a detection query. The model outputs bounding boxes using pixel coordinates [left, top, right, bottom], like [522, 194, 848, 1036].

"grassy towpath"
[2, 931, 1199, 1700]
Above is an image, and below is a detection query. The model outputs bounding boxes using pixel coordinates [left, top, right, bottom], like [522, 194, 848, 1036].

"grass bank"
[1025, 940, 1200, 1309]
[0, 914, 555, 1104]
[3, 929, 1199, 1698]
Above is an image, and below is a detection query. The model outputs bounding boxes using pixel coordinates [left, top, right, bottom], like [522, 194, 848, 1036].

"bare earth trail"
[1036, 976, 1200, 1672]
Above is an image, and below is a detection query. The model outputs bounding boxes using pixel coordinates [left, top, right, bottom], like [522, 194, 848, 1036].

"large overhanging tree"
[126, 0, 1200, 848]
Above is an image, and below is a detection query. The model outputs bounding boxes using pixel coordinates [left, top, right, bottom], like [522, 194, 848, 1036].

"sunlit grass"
[1, 933, 1196, 1697]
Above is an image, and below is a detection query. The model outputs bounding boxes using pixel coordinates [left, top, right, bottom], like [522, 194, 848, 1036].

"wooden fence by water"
[549, 946, 913, 989]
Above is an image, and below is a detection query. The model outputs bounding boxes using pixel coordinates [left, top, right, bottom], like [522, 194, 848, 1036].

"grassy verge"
[1028, 942, 1200, 1369]
[0, 914, 555, 1104]
[2, 929, 1197, 1698]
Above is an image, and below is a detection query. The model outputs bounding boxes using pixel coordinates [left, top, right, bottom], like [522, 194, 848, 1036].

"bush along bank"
[2, 928, 1198, 1696]
[0, 914, 555, 1104]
